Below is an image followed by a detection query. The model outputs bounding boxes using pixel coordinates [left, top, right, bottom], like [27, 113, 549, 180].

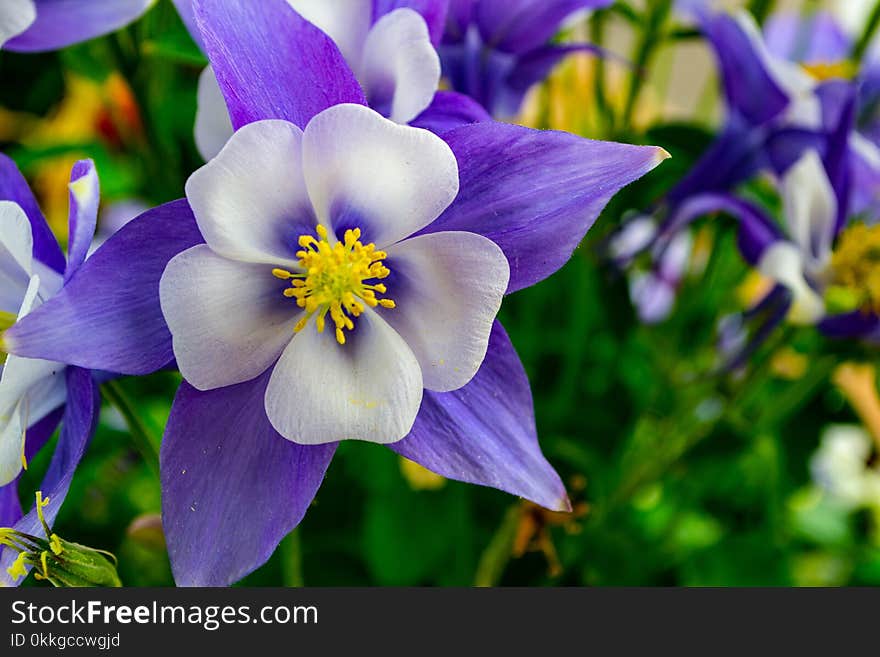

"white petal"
[302, 104, 459, 248]
[0, 275, 66, 485]
[759, 242, 825, 324]
[185, 120, 315, 267]
[0, 400, 25, 486]
[360, 9, 440, 124]
[286, 0, 372, 65]
[160, 245, 301, 391]
[781, 150, 837, 274]
[382, 231, 508, 392]
[0, 201, 33, 314]
[194, 66, 234, 162]
[0, 0, 35, 49]
[265, 310, 423, 445]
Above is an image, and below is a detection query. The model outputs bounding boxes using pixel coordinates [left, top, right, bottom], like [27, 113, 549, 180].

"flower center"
[272, 224, 395, 345]
[827, 223, 880, 314]
[801, 60, 856, 82]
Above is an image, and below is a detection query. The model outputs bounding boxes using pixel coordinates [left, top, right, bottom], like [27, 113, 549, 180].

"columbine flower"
[174, 0, 485, 161]
[616, 7, 880, 324]
[0, 0, 154, 52]
[5, 0, 667, 586]
[162, 104, 510, 445]
[0, 155, 101, 586]
[439, 0, 612, 118]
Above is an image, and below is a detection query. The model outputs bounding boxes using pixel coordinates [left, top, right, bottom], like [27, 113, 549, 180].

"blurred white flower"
[810, 424, 880, 510]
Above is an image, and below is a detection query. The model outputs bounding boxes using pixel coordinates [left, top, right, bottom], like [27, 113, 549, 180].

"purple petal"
[6, 0, 153, 52]
[392, 321, 569, 511]
[475, 0, 611, 55]
[193, 0, 366, 130]
[0, 153, 65, 274]
[5, 200, 202, 375]
[444, 0, 475, 42]
[424, 121, 668, 293]
[0, 482, 21, 527]
[667, 193, 782, 266]
[65, 159, 99, 282]
[763, 10, 851, 65]
[373, 0, 449, 45]
[819, 312, 880, 339]
[0, 367, 99, 586]
[409, 90, 490, 134]
[816, 80, 857, 231]
[700, 10, 790, 126]
[24, 406, 64, 465]
[162, 370, 336, 587]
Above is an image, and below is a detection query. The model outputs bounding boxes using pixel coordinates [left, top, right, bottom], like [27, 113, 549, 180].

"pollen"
[801, 60, 857, 82]
[273, 224, 395, 345]
[829, 223, 880, 314]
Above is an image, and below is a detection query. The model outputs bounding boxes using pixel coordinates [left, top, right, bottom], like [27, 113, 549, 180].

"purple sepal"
[162, 370, 337, 587]
[373, 0, 449, 45]
[0, 367, 99, 586]
[65, 159, 99, 282]
[392, 321, 570, 511]
[193, 0, 366, 131]
[6, 200, 203, 376]
[410, 90, 491, 134]
[0, 153, 65, 274]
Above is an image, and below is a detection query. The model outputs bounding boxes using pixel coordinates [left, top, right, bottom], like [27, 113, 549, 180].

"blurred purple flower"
[439, 0, 612, 118]
[1, 0, 153, 52]
[0, 156, 101, 585]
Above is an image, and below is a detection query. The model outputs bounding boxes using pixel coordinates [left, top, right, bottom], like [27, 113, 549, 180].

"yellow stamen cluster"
[273, 225, 395, 345]
[829, 223, 880, 314]
[802, 60, 857, 82]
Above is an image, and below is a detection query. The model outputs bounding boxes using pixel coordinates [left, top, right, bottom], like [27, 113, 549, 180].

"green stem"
[474, 505, 521, 587]
[280, 530, 304, 587]
[747, 0, 776, 26]
[102, 380, 160, 477]
[590, 10, 614, 137]
[854, 0, 880, 61]
[621, 0, 672, 133]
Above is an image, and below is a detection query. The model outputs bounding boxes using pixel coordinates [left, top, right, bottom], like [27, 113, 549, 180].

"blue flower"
[5, 0, 668, 586]
[439, 0, 612, 118]
[0, 156, 101, 586]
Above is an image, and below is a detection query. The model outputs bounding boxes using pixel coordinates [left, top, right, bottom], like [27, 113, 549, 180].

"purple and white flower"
[175, 0, 481, 161]
[0, 155, 101, 586]
[4, 0, 668, 586]
[1, 0, 153, 52]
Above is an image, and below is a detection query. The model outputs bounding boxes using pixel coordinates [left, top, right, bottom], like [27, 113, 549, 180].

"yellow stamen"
[274, 225, 396, 344]
[6, 552, 27, 582]
[802, 60, 857, 82]
[829, 223, 880, 314]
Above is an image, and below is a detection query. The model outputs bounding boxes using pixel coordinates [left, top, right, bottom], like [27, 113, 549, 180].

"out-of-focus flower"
[0, 155, 102, 586]
[7, 0, 669, 586]
[439, 0, 612, 118]
[0, 0, 154, 52]
[174, 0, 486, 160]
[810, 424, 880, 511]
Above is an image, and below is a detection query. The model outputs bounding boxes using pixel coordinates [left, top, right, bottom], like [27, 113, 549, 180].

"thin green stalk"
[280, 531, 305, 587]
[102, 380, 160, 477]
[590, 10, 614, 138]
[747, 0, 776, 26]
[853, 0, 880, 61]
[621, 0, 673, 133]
